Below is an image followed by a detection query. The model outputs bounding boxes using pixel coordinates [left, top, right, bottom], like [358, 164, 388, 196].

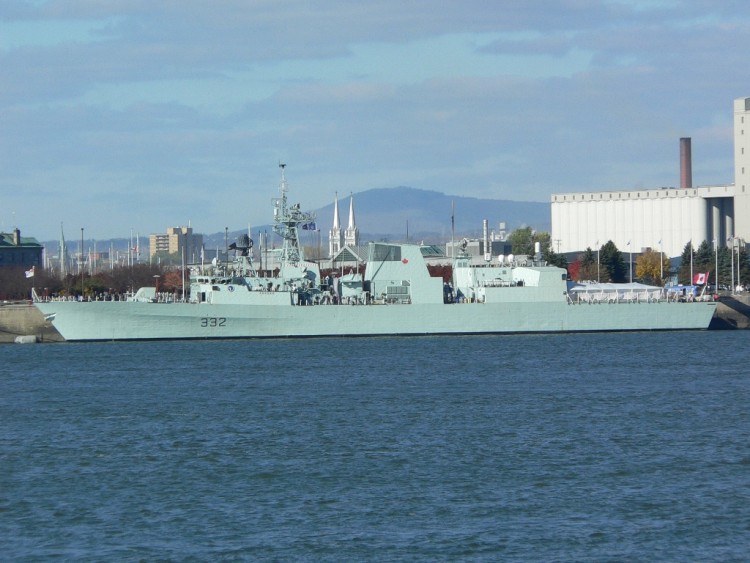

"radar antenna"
[272, 164, 315, 266]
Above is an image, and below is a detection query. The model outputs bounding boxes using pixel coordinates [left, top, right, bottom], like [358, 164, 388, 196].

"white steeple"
[345, 192, 359, 247]
[59, 222, 68, 277]
[329, 192, 343, 256]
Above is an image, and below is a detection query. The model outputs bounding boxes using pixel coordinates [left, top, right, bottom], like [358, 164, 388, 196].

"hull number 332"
[200, 317, 227, 327]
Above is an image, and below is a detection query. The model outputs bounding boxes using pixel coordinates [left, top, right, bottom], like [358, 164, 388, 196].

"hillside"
[43, 186, 550, 251]
[208, 186, 550, 247]
[316, 187, 549, 239]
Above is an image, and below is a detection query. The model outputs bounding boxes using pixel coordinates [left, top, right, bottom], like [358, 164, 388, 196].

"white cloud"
[1, 0, 749, 240]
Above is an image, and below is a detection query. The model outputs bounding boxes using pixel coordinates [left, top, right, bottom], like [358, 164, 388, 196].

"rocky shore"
[2, 296, 749, 343]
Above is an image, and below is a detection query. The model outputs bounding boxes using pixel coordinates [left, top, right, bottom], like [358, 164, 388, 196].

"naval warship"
[34, 166, 717, 341]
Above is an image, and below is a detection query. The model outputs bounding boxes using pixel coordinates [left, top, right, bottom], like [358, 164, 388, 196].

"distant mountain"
[210, 186, 550, 246]
[43, 187, 550, 251]
[323, 186, 549, 240]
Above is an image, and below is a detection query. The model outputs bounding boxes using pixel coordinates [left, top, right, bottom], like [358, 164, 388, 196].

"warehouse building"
[551, 97, 750, 258]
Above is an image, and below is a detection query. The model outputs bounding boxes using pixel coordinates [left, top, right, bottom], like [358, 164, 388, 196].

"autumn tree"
[0, 266, 63, 300]
[567, 258, 581, 281]
[635, 249, 670, 285]
[161, 270, 185, 292]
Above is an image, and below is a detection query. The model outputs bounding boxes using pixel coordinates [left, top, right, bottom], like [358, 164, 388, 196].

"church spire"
[347, 192, 356, 229]
[332, 191, 341, 230]
[344, 192, 359, 247]
[329, 192, 343, 256]
[59, 222, 68, 277]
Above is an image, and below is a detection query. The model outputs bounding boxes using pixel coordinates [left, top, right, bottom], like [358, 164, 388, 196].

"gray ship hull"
[35, 299, 716, 341]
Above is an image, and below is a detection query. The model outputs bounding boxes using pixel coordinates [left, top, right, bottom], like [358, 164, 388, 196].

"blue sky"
[2, 0, 749, 241]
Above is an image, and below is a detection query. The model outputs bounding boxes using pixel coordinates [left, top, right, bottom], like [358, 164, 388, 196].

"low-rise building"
[0, 228, 43, 269]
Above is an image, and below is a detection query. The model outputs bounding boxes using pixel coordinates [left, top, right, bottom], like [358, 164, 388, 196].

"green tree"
[694, 240, 713, 273]
[507, 228, 564, 269]
[534, 231, 552, 252]
[599, 240, 627, 282]
[152, 250, 183, 267]
[741, 247, 750, 288]
[542, 243, 567, 269]
[507, 226, 534, 255]
[716, 246, 732, 288]
[533, 231, 565, 266]
[575, 247, 598, 281]
[677, 241, 695, 285]
[719, 245, 750, 290]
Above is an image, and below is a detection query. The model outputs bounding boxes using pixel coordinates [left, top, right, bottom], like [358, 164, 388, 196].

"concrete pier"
[710, 294, 750, 329]
[0, 302, 64, 343]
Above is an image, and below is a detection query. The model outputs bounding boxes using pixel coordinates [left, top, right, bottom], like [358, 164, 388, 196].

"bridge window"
[370, 244, 401, 262]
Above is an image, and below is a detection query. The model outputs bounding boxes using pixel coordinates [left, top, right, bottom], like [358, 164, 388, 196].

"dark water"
[2, 332, 750, 561]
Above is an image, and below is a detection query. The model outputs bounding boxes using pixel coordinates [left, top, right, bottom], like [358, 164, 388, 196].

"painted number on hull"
[200, 317, 227, 327]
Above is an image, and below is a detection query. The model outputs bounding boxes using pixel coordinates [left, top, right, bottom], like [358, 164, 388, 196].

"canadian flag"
[24, 267, 35, 278]
[693, 272, 708, 285]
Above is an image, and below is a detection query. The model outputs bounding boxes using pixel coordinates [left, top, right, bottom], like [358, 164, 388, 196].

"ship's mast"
[272, 163, 315, 266]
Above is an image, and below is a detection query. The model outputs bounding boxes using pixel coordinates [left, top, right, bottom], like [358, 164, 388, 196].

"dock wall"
[0, 303, 64, 343]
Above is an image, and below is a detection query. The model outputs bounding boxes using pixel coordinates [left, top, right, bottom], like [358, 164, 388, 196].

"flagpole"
[81, 227, 84, 299]
[451, 200, 455, 253]
[181, 232, 186, 302]
[730, 236, 735, 293]
[714, 238, 718, 292]
[595, 240, 599, 283]
[737, 238, 741, 291]
[659, 239, 663, 284]
[690, 239, 693, 286]
[451, 200, 455, 287]
[627, 240, 632, 283]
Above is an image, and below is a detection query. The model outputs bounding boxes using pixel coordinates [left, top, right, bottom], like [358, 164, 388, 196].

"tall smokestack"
[680, 137, 692, 189]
